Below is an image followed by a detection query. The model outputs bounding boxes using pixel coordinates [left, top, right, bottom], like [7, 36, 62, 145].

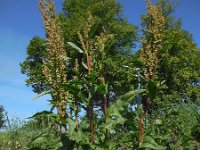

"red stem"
[89, 100, 94, 144]
[139, 111, 146, 146]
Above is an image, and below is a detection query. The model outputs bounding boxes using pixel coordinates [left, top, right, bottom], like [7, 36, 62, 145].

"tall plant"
[139, 0, 165, 146]
[74, 13, 114, 144]
[39, 0, 68, 126]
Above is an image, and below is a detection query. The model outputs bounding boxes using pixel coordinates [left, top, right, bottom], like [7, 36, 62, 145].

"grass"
[0, 117, 42, 150]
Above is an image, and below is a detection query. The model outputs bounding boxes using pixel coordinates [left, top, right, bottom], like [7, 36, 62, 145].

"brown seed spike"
[139, 0, 165, 146]
[39, 0, 68, 127]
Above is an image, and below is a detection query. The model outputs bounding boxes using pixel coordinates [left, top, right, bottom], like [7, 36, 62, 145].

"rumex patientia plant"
[139, 0, 165, 146]
[39, 0, 68, 127]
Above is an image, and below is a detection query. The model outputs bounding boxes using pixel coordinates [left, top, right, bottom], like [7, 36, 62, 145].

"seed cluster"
[39, 0, 68, 120]
[140, 0, 165, 81]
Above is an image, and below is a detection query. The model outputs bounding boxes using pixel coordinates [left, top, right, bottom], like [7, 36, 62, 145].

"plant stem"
[100, 76, 109, 145]
[85, 38, 94, 144]
[139, 96, 148, 146]
[89, 100, 94, 144]
[75, 99, 79, 129]
[139, 111, 146, 146]
[5, 112, 11, 131]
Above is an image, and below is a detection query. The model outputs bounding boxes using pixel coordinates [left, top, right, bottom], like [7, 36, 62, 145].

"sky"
[0, 0, 200, 119]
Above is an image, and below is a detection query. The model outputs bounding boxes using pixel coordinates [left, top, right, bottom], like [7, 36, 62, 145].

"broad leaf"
[32, 91, 51, 100]
[67, 42, 83, 53]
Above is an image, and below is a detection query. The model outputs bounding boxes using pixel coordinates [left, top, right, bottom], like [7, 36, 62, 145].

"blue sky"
[0, 0, 199, 119]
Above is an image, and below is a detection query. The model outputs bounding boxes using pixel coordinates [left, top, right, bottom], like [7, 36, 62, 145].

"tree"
[62, 0, 139, 95]
[157, 0, 200, 104]
[20, 36, 48, 94]
[0, 105, 6, 129]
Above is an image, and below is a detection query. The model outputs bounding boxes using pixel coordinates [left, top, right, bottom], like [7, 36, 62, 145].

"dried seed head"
[140, 0, 165, 81]
[39, 0, 68, 121]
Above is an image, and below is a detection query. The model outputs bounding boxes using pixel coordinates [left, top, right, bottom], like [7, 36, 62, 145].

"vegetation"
[1, 0, 199, 149]
[0, 105, 6, 129]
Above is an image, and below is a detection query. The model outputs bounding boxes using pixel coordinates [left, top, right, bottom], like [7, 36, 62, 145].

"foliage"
[0, 117, 41, 150]
[159, 27, 200, 104]
[0, 105, 6, 129]
[28, 132, 63, 150]
[13, 0, 200, 149]
[146, 103, 200, 149]
[20, 0, 138, 97]
[20, 36, 47, 94]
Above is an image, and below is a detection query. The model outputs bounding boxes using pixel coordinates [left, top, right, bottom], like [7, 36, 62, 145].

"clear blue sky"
[0, 0, 199, 119]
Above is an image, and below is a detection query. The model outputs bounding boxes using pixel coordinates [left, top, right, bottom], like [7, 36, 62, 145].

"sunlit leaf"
[67, 42, 83, 53]
[32, 91, 51, 100]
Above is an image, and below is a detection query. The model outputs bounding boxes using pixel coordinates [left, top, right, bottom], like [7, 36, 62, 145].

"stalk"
[86, 39, 95, 144]
[100, 76, 108, 144]
[100, 77, 108, 122]
[74, 59, 79, 130]
[79, 28, 95, 144]
[75, 99, 79, 129]
[89, 100, 94, 144]
[139, 110, 147, 146]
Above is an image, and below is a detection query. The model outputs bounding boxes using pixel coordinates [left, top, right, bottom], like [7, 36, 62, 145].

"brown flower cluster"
[77, 13, 94, 75]
[39, 0, 68, 120]
[78, 13, 114, 76]
[140, 0, 165, 81]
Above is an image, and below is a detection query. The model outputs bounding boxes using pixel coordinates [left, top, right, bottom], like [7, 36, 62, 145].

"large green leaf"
[109, 89, 145, 114]
[139, 143, 166, 150]
[28, 110, 51, 119]
[102, 89, 145, 130]
[67, 42, 83, 53]
[81, 61, 88, 69]
[139, 136, 166, 150]
[28, 132, 63, 150]
[32, 91, 51, 100]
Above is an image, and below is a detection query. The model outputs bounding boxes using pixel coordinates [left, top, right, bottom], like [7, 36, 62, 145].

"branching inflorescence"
[39, 0, 68, 123]
[140, 0, 165, 81]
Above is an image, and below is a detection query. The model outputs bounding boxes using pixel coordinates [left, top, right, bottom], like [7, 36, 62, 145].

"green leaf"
[67, 42, 83, 53]
[143, 136, 159, 146]
[96, 84, 107, 95]
[32, 91, 51, 100]
[104, 89, 145, 131]
[117, 89, 145, 103]
[126, 120, 138, 131]
[89, 72, 97, 81]
[139, 143, 166, 150]
[28, 110, 51, 119]
[144, 29, 153, 34]
[29, 133, 48, 145]
[147, 81, 157, 100]
[50, 140, 63, 149]
[29, 132, 63, 150]
[82, 61, 88, 69]
[140, 136, 166, 150]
